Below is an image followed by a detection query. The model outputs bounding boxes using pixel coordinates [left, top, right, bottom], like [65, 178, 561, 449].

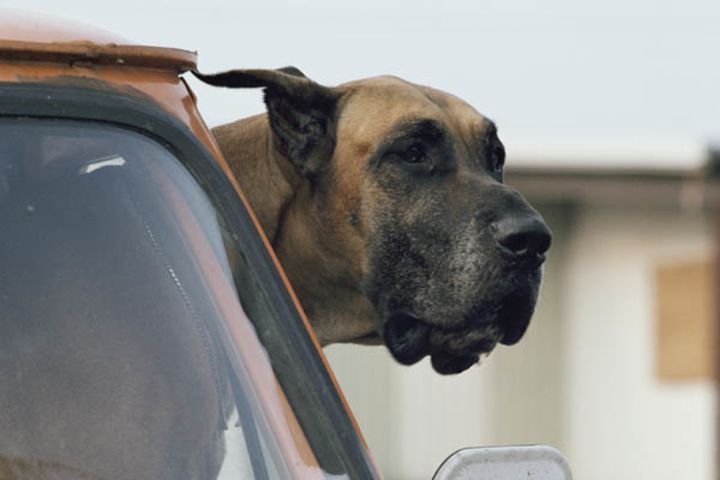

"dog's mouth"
[382, 284, 539, 374]
[383, 312, 502, 374]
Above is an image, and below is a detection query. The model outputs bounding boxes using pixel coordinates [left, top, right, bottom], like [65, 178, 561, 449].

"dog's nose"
[491, 214, 552, 262]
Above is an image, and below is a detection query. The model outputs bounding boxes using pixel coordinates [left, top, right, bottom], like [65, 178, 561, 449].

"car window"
[0, 119, 309, 479]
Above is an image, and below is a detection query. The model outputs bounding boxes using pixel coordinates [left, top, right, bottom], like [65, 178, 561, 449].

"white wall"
[564, 204, 715, 480]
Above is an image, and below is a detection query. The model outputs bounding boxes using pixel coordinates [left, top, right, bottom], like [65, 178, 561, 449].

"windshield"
[0, 119, 338, 479]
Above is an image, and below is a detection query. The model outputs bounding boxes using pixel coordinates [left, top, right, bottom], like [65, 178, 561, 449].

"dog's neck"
[212, 114, 302, 242]
[212, 115, 380, 344]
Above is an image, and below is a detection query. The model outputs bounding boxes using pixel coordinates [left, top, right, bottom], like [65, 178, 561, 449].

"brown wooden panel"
[656, 260, 715, 380]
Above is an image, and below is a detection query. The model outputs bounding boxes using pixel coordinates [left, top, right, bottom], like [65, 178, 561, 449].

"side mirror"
[433, 445, 573, 480]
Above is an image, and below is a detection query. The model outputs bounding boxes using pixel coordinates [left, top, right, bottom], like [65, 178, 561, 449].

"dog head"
[196, 68, 551, 374]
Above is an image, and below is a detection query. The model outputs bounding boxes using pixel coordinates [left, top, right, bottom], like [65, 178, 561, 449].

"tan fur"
[212, 75, 495, 345]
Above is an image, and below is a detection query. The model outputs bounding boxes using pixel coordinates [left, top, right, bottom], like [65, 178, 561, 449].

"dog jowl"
[194, 68, 551, 374]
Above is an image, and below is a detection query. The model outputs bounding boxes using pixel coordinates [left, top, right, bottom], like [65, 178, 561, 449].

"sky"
[3, 0, 719, 156]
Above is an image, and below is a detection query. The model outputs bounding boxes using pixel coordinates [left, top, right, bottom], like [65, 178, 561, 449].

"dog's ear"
[193, 67, 339, 179]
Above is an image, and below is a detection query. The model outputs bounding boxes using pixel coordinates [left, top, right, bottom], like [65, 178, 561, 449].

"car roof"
[0, 10, 196, 72]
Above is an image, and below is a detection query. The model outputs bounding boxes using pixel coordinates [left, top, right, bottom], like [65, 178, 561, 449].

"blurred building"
[326, 140, 719, 480]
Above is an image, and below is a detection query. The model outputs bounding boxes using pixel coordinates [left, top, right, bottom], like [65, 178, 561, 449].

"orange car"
[0, 11, 571, 480]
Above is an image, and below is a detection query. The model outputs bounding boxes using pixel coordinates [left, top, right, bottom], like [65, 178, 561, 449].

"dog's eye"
[489, 144, 505, 172]
[403, 144, 427, 164]
[485, 139, 505, 180]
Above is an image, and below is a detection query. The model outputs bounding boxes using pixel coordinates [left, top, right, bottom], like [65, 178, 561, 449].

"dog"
[194, 67, 551, 374]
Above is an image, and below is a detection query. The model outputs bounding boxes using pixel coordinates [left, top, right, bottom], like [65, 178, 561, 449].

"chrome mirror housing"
[434, 445, 573, 480]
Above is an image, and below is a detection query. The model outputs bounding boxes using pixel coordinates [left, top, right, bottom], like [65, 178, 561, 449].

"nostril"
[492, 215, 552, 257]
[500, 231, 537, 255]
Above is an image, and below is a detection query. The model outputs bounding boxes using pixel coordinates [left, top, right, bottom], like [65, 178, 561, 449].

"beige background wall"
[563, 204, 715, 480]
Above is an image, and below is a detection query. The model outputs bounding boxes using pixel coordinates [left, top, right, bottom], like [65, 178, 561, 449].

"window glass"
[0, 120, 319, 479]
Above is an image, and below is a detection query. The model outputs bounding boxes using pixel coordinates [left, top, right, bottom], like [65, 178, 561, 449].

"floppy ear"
[192, 67, 339, 179]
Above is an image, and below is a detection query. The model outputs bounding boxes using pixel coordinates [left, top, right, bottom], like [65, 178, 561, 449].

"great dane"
[191, 67, 551, 374]
[195, 67, 552, 375]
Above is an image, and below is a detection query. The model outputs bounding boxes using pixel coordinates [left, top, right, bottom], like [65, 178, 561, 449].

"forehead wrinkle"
[339, 113, 449, 166]
[380, 117, 448, 145]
